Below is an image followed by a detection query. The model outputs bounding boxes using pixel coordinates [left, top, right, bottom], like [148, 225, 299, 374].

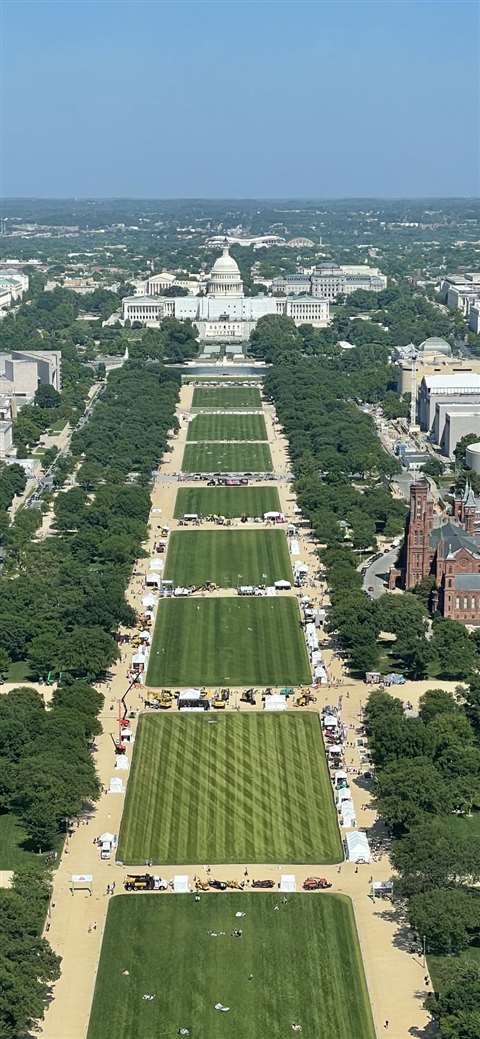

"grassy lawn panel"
[192, 386, 262, 408]
[164, 530, 293, 587]
[117, 713, 341, 864]
[146, 597, 311, 687]
[187, 413, 267, 442]
[174, 485, 281, 519]
[182, 442, 273, 473]
[87, 893, 374, 1039]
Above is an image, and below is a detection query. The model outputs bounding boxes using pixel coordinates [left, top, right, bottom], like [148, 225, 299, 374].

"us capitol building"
[122, 240, 330, 342]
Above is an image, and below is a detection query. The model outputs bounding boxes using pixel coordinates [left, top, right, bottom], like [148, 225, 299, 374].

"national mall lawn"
[192, 385, 262, 408]
[187, 411, 267, 442]
[145, 596, 310, 687]
[117, 713, 341, 864]
[87, 894, 375, 1039]
[174, 484, 281, 518]
[182, 441, 273, 473]
[164, 529, 293, 587]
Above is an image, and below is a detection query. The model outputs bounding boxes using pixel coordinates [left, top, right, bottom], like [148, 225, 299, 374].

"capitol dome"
[418, 336, 451, 355]
[207, 239, 244, 297]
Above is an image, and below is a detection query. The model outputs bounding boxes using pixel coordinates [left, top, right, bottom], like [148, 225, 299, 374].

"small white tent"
[145, 571, 161, 587]
[280, 874, 296, 892]
[173, 875, 189, 893]
[109, 777, 124, 794]
[345, 831, 371, 864]
[264, 694, 287, 711]
[142, 592, 157, 607]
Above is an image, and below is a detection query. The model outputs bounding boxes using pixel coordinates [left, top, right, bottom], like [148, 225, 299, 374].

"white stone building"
[311, 263, 387, 300]
[122, 241, 329, 341]
[0, 270, 29, 312]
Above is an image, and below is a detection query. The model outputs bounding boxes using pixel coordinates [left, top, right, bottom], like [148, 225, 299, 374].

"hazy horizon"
[1, 0, 479, 198]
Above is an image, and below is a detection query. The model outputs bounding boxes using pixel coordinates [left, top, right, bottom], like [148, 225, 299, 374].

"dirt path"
[39, 380, 437, 1039]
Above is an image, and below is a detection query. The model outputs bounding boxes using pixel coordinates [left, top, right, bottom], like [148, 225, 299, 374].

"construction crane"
[409, 352, 418, 430]
[112, 671, 139, 754]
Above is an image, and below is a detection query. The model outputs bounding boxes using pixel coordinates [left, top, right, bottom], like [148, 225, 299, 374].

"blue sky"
[1, 0, 479, 197]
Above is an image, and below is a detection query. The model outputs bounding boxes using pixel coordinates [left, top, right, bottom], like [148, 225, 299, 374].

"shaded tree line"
[365, 684, 480, 1038]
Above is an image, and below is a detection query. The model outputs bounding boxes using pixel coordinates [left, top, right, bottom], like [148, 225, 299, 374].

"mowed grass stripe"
[117, 713, 341, 864]
[146, 597, 311, 687]
[174, 485, 281, 519]
[182, 441, 273, 473]
[164, 530, 293, 587]
[192, 386, 262, 408]
[87, 894, 375, 1039]
[187, 412, 267, 442]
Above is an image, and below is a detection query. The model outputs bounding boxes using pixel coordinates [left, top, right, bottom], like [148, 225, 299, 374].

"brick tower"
[405, 480, 434, 589]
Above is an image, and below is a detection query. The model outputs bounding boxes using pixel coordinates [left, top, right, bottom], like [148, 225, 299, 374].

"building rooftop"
[430, 520, 480, 557]
[454, 574, 480, 591]
[423, 372, 480, 391]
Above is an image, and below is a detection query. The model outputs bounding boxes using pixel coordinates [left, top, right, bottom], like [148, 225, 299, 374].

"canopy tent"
[274, 580, 291, 590]
[335, 787, 352, 805]
[178, 688, 202, 703]
[293, 561, 308, 575]
[139, 629, 151, 642]
[109, 777, 124, 794]
[145, 571, 161, 587]
[280, 874, 296, 892]
[115, 755, 129, 770]
[264, 694, 287, 711]
[345, 831, 371, 864]
[290, 540, 300, 556]
[173, 875, 189, 893]
[323, 714, 338, 729]
[340, 801, 356, 828]
[142, 592, 157, 607]
[99, 832, 116, 845]
[70, 874, 93, 894]
[264, 511, 284, 521]
[132, 651, 147, 669]
[149, 559, 164, 572]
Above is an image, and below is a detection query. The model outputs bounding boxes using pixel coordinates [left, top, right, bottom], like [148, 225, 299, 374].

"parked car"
[252, 879, 275, 889]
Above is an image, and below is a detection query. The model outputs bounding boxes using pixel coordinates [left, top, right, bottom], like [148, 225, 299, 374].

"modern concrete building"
[439, 273, 480, 310]
[122, 240, 330, 341]
[469, 303, 480, 334]
[466, 443, 480, 473]
[0, 350, 61, 408]
[440, 408, 480, 457]
[418, 372, 480, 432]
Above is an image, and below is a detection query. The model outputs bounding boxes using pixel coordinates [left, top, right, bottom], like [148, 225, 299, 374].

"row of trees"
[0, 362, 180, 814]
[262, 349, 410, 672]
[365, 685, 480, 1037]
[0, 361, 180, 1036]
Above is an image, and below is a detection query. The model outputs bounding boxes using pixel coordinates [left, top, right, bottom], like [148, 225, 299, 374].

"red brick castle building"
[403, 479, 480, 623]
